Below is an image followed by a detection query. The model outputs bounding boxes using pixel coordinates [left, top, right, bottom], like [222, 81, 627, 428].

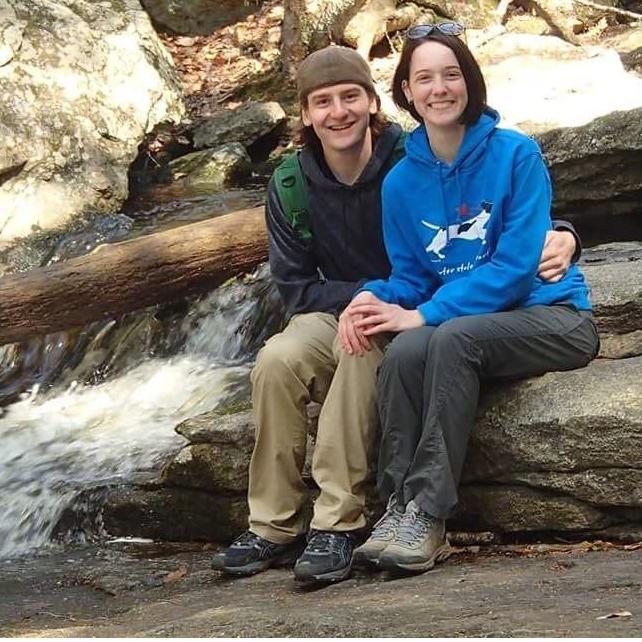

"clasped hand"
[338, 291, 423, 355]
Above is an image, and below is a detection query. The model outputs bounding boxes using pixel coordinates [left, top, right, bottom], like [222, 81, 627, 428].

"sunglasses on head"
[406, 22, 466, 39]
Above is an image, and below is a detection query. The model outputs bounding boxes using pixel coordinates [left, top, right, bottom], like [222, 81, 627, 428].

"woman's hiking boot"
[379, 500, 450, 574]
[293, 530, 356, 583]
[353, 494, 405, 567]
[212, 530, 306, 576]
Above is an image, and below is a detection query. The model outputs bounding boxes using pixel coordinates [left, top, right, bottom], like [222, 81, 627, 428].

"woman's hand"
[351, 299, 424, 334]
[538, 230, 576, 282]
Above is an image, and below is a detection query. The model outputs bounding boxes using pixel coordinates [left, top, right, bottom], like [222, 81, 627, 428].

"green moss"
[212, 397, 253, 417]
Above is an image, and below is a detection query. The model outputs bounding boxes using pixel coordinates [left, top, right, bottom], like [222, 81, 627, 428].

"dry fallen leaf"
[163, 566, 188, 584]
[596, 610, 633, 620]
[624, 542, 642, 551]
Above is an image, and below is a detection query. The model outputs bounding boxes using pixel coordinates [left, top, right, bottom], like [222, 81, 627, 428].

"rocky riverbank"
[1, 539, 640, 637]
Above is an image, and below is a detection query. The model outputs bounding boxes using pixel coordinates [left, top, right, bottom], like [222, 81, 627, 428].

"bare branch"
[573, 0, 642, 22]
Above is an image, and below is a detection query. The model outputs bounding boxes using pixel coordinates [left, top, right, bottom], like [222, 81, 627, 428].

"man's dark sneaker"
[293, 530, 356, 583]
[213, 530, 306, 576]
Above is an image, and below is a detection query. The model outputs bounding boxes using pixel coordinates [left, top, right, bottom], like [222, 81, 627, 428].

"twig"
[40, 611, 77, 621]
[384, 28, 398, 55]
[573, 0, 642, 21]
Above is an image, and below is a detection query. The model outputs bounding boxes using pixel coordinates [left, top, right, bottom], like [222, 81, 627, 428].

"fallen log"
[0, 207, 267, 346]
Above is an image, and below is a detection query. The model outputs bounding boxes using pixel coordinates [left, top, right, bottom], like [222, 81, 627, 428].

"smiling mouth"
[429, 101, 456, 110]
[328, 122, 355, 131]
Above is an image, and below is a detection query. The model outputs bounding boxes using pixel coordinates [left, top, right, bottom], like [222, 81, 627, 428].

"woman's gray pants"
[376, 305, 600, 519]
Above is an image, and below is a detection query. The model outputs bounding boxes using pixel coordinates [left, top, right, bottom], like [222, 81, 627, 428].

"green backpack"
[273, 131, 408, 241]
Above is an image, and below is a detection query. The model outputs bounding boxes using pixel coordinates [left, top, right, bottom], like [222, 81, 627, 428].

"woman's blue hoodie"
[362, 108, 591, 325]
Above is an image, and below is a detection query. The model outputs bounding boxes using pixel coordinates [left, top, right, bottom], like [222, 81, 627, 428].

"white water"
[0, 273, 272, 559]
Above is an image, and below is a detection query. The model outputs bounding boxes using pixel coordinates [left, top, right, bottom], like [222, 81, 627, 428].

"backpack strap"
[273, 132, 406, 241]
[273, 152, 312, 241]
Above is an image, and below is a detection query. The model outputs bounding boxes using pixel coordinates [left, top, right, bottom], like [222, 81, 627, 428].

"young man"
[215, 46, 580, 583]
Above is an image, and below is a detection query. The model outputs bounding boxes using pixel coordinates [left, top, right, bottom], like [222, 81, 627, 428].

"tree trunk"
[281, 0, 368, 76]
[0, 207, 267, 346]
[500, 0, 582, 42]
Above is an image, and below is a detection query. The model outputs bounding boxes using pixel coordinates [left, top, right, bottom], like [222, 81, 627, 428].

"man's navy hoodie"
[265, 123, 403, 315]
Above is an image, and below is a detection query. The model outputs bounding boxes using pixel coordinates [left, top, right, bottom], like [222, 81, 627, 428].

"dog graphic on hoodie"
[422, 203, 492, 260]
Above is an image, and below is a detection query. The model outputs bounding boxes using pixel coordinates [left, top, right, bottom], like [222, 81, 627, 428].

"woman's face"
[402, 40, 468, 131]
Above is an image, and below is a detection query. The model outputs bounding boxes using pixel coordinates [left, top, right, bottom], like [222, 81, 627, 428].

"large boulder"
[102, 243, 642, 542]
[192, 102, 287, 151]
[537, 109, 642, 220]
[139, 0, 259, 35]
[104, 357, 642, 541]
[0, 0, 184, 248]
[459, 356, 642, 531]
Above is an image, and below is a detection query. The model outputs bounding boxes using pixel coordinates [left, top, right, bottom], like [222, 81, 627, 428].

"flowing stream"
[0, 187, 281, 560]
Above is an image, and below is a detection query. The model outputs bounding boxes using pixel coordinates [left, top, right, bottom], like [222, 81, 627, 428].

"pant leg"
[310, 333, 391, 532]
[401, 306, 599, 518]
[248, 312, 338, 543]
[376, 326, 437, 505]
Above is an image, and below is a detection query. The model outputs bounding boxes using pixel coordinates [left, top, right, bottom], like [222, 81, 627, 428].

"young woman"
[339, 23, 600, 574]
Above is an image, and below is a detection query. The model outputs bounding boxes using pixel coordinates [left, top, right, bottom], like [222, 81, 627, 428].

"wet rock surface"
[0, 541, 640, 637]
[168, 143, 251, 190]
[103, 486, 248, 542]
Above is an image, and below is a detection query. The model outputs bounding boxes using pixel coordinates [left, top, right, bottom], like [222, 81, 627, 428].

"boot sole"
[352, 547, 386, 568]
[218, 547, 304, 577]
[379, 543, 451, 574]
[293, 562, 353, 584]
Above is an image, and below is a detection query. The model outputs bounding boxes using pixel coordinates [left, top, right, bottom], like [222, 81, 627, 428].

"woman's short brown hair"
[293, 88, 390, 152]
[392, 30, 487, 126]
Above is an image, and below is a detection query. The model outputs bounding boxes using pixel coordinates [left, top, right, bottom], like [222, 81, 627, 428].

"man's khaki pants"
[248, 312, 388, 544]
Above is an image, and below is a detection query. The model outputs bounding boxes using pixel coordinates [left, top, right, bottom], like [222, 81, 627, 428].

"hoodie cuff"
[552, 219, 582, 263]
[417, 302, 435, 326]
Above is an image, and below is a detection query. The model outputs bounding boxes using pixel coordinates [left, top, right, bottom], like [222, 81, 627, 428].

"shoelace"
[307, 531, 345, 554]
[395, 506, 437, 547]
[232, 531, 262, 549]
[371, 505, 404, 539]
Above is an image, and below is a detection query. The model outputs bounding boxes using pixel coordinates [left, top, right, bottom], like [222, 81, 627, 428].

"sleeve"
[359, 178, 440, 308]
[418, 151, 552, 326]
[265, 181, 364, 315]
[552, 218, 582, 263]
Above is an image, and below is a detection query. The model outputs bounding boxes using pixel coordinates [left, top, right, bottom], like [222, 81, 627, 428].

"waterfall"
[0, 264, 284, 560]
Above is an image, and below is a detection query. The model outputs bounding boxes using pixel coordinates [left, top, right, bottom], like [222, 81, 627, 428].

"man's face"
[302, 83, 378, 154]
